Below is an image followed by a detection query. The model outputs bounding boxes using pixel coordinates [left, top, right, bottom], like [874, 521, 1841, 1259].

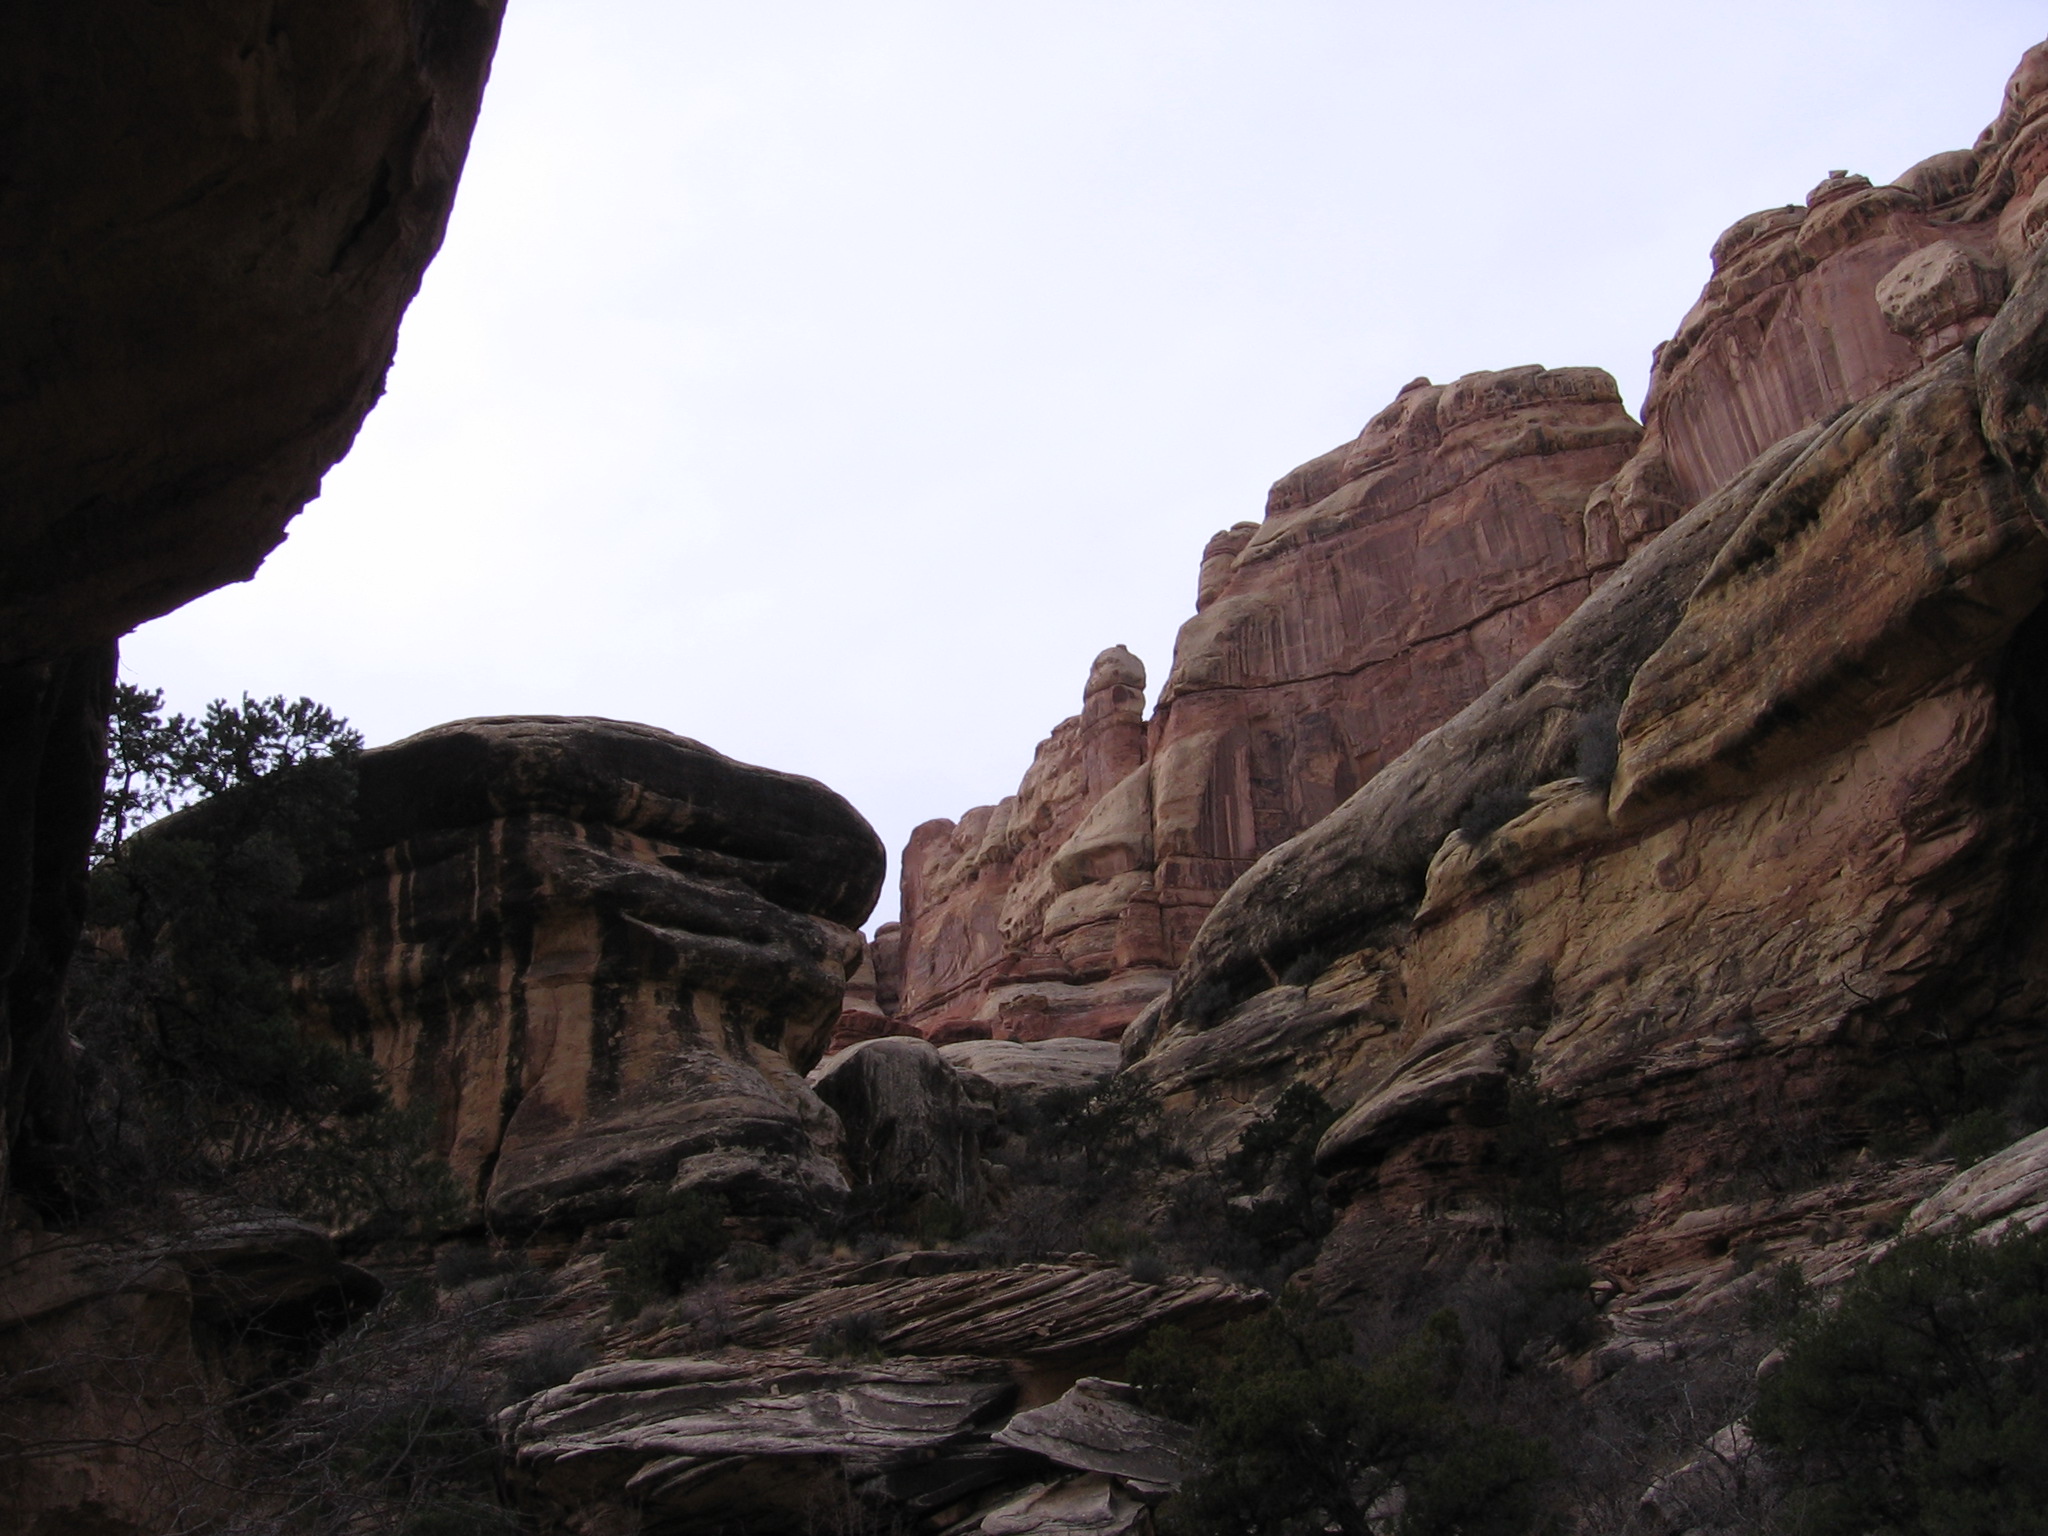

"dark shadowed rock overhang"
[0, 2, 506, 1203]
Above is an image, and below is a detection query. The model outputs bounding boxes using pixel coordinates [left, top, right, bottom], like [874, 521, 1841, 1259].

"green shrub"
[1219, 1083, 1336, 1261]
[1495, 1081, 1605, 1243]
[1130, 1299, 1552, 1536]
[501, 1327, 594, 1401]
[1459, 784, 1530, 841]
[1073, 1075, 1167, 1172]
[910, 1193, 970, 1245]
[56, 685, 461, 1236]
[1942, 1107, 2017, 1169]
[810, 1310, 890, 1362]
[723, 1240, 779, 1283]
[1751, 1225, 2048, 1536]
[604, 1189, 730, 1313]
[1124, 1251, 1169, 1286]
[436, 1243, 511, 1290]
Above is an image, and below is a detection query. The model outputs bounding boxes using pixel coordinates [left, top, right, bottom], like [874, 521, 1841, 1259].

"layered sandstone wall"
[1122, 37, 2048, 1332]
[890, 39, 2048, 1073]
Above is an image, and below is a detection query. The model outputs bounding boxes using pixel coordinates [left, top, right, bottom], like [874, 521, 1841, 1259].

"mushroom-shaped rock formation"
[289, 716, 886, 1234]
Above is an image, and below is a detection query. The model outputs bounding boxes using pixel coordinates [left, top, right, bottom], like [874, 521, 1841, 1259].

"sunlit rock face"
[1122, 41, 2048, 1317]
[292, 717, 886, 1235]
[888, 366, 1653, 1045]
[0, 1, 505, 1202]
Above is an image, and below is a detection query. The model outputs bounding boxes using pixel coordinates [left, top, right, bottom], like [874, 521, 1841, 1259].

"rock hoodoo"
[291, 716, 887, 1234]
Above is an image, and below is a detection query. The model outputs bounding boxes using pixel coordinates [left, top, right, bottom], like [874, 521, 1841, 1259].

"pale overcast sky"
[125, 3, 2046, 927]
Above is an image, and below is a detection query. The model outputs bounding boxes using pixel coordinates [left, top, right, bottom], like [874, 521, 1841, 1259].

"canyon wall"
[886, 42, 2048, 1073]
[0, 1, 505, 1204]
[289, 717, 886, 1236]
[1120, 38, 2048, 1336]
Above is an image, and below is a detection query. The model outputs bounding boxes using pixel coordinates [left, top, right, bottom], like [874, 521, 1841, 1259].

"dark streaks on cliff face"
[275, 718, 873, 1234]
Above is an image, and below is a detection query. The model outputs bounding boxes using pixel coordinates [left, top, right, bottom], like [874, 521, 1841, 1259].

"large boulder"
[941, 1038, 1122, 1103]
[288, 716, 886, 1234]
[811, 1037, 994, 1218]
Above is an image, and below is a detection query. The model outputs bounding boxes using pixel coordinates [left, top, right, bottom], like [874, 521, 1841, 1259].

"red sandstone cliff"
[888, 365, 1653, 1043]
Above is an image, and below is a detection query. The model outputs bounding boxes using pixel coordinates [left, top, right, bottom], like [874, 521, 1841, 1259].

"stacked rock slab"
[889, 366, 1653, 1043]
[503, 1257, 1259, 1534]
[1120, 42, 2048, 1320]
[287, 716, 885, 1235]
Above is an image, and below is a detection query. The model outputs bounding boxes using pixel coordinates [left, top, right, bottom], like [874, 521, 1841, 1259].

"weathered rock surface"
[503, 1354, 1019, 1532]
[0, 0, 504, 1209]
[288, 716, 886, 1234]
[0, 1204, 378, 1529]
[505, 1255, 1254, 1535]
[1645, 42, 2048, 510]
[661, 1256, 1261, 1369]
[974, 1474, 1152, 1536]
[941, 1039, 1123, 1102]
[1904, 1127, 2048, 1239]
[812, 1037, 994, 1217]
[826, 939, 920, 1054]
[992, 1377, 1198, 1493]
[1116, 43, 2048, 1357]
[890, 365, 1653, 1045]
